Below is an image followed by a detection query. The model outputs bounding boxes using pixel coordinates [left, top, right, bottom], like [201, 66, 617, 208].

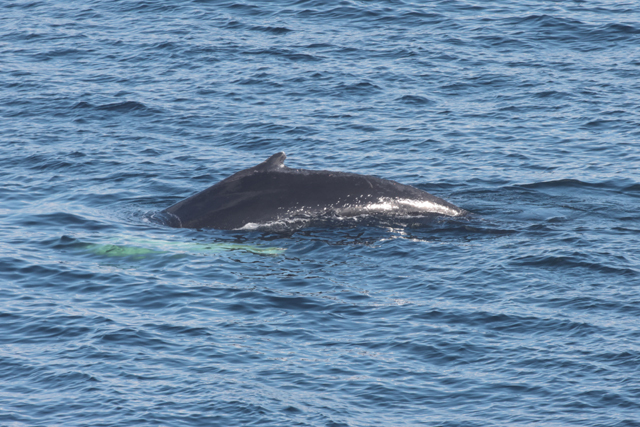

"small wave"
[95, 101, 149, 112]
[508, 14, 581, 31]
[18, 212, 87, 228]
[583, 118, 622, 128]
[33, 48, 85, 61]
[146, 41, 178, 51]
[522, 179, 589, 189]
[533, 90, 572, 99]
[603, 23, 640, 35]
[305, 43, 332, 49]
[70, 100, 160, 118]
[72, 100, 154, 114]
[506, 13, 640, 46]
[251, 25, 293, 35]
[512, 254, 638, 277]
[521, 179, 627, 191]
[242, 48, 320, 62]
[71, 101, 94, 109]
[396, 95, 432, 105]
[221, 19, 247, 30]
[623, 183, 640, 192]
[334, 81, 381, 96]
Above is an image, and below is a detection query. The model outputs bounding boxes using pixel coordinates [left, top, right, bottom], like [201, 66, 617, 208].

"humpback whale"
[163, 152, 466, 230]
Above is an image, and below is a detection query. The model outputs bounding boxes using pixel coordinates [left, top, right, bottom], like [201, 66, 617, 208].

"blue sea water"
[2, 0, 640, 425]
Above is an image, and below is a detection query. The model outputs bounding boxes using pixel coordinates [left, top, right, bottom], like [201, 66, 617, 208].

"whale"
[162, 152, 466, 230]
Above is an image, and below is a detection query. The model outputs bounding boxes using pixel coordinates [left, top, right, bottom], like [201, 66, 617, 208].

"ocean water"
[2, 0, 640, 425]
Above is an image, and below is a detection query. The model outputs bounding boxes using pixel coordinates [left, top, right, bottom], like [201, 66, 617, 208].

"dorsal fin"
[226, 152, 288, 181]
[260, 152, 286, 170]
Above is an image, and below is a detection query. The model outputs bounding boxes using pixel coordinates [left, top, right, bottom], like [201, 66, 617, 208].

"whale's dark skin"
[163, 152, 466, 230]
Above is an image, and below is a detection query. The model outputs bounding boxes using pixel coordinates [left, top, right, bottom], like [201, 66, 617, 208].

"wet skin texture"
[163, 152, 466, 230]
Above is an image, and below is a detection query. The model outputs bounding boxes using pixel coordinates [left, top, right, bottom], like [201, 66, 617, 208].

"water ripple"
[1, 0, 640, 425]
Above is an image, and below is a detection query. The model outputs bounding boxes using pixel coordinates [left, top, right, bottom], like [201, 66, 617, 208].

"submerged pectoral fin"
[80, 238, 285, 257]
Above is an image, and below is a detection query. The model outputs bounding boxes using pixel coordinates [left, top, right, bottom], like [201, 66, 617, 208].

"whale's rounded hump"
[163, 151, 467, 230]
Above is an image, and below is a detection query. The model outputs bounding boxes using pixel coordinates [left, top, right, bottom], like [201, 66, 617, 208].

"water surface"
[2, 1, 639, 426]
